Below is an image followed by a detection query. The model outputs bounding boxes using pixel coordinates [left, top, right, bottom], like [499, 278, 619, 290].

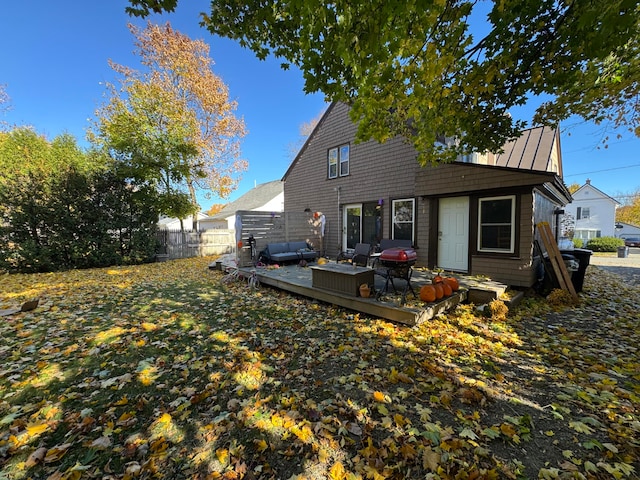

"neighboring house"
[617, 221, 640, 239]
[200, 180, 284, 230]
[158, 212, 210, 231]
[563, 180, 620, 242]
[282, 102, 571, 287]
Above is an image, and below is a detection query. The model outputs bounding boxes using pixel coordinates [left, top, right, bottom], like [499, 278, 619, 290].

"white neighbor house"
[563, 179, 620, 242]
[199, 180, 284, 230]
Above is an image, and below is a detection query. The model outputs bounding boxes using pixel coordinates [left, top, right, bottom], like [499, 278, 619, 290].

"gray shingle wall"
[284, 103, 419, 260]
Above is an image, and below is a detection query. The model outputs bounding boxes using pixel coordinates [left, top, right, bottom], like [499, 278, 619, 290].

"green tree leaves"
[0, 129, 159, 272]
[127, 0, 640, 163]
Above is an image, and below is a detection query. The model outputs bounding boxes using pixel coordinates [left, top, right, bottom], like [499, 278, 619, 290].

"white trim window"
[328, 144, 349, 179]
[478, 195, 515, 253]
[392, 198, 414, 242]
[576, 207, 590, 220]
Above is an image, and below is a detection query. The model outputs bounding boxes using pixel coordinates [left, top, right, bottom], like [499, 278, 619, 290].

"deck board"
[236, 263, 472, 326]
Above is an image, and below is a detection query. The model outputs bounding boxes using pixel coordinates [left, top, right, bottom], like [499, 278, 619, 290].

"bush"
[585, 236, 624, 252]
[0, 170, 159, 273]
[572, 238, 584, 248]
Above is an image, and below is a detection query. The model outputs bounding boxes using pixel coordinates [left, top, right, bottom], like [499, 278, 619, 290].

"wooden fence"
[156, 229, 235, 260]
[156, 210, 325, 262]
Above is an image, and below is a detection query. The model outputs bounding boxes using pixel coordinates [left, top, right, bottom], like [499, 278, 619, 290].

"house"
[282, 102, 572, 287]
[615, 221, 640, 239]
[563, 180, 620, 242]
[158, 212, 210, 231]
[200, 180, 284, 230]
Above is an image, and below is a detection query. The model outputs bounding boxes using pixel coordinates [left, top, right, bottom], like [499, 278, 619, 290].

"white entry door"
[437, 197, 469, 272]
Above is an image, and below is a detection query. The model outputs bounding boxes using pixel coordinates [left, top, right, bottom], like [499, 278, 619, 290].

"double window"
[328, 144, 350, 179]
[478, 195, 515, 253]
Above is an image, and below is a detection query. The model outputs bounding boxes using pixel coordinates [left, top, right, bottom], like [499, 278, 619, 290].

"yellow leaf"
[26, 423, 49, 437]
[330, 461, 346, 480]
[372, 391, 386, 403]
[216, 448, 229, 466]
[254, 438, 268, 452]
[114, 395, 129, 406]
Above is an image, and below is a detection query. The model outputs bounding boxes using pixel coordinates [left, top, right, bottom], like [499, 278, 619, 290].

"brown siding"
[469, 193, 536, 287]
[284, 103, 565, 287]
[416, 163, 556, 197]
[284, 102, 419, 259]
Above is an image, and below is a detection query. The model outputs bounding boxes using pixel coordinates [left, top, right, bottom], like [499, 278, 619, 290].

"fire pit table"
[310, 263, 374, 297]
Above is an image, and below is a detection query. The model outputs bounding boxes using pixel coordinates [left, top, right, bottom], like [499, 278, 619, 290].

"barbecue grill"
[375, 247, 417, 300]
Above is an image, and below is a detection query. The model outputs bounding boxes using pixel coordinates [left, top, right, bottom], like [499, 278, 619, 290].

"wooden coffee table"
[310, 263, 374, 297]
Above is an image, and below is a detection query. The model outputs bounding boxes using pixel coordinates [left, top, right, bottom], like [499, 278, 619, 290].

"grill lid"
[380, 247, 417, 264]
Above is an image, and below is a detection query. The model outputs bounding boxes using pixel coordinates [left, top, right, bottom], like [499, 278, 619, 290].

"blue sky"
[2, 1, 639, 210]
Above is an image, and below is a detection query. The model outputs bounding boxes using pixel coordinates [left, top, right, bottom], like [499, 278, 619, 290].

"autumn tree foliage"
[126, 0, 639, 164]
[90, 22, 247, 225]
[616, 190, 640, 226]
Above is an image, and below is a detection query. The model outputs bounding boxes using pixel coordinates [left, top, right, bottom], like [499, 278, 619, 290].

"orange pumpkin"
[432, 275, 444, 284]
[442, 282, 453, 297]
[419, 285, 437, 302]
[434, 283, 444, 300]
[443, 277, 459, 292]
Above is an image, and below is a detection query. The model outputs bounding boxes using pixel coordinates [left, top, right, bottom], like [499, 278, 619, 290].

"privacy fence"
[156, 229, 235, 260]
[156, 210, 325, 262]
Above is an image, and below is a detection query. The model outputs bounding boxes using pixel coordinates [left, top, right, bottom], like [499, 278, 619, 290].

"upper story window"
[392, 198, 415, 242]
[478, 195, 515, 253]
[577, 207, 590, 219]
[328, 144, 350, 179]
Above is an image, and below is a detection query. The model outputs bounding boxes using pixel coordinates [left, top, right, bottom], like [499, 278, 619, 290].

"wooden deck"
[226, 261, 510, 326]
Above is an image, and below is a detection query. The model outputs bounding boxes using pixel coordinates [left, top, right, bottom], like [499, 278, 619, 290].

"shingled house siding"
[470, 192, 536, 287]
[284, 102, 570, 287]
[284, 102, 419, 260]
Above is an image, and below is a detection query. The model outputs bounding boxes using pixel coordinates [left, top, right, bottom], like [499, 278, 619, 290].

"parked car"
[624, 237, 640, 247]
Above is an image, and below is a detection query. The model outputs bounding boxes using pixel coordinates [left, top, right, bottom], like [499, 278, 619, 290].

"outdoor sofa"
[259, 241, 318, 264]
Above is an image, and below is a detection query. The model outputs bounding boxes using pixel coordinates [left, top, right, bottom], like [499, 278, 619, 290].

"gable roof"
[572, 180, 620, 206]
[282, 103, 564, 181]
[492, 125, 562, 175]
[211, 180, 284, 219]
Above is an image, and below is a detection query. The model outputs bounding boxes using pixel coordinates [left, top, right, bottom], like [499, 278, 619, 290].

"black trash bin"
[560, 248, 592, 293]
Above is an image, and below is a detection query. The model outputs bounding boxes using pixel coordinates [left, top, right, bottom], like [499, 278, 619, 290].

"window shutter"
[576, 207, 581, 219]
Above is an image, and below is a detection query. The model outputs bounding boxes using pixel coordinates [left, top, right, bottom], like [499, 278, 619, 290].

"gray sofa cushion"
[288, 241, 309, 251]
[266, 242, 290, 255]
[262, 241, 317, 263]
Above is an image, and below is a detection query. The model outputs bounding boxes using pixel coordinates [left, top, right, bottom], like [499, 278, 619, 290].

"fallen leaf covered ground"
[0, 257, 638, 479]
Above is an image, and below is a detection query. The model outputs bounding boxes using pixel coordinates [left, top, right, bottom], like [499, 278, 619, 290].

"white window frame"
[339, 144, 350, 176]
[328, 147, 338, 179]
[392, 198, 415, 242]
[478, 195, 516, 253]
[328, 144, 349, 179]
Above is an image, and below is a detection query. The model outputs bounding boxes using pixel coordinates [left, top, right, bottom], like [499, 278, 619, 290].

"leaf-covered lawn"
[0, 257, 638, 479]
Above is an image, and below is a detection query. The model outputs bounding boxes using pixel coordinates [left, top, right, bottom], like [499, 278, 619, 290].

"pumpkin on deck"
[442, 282, 453, 297]
[419, 284, 437, 302]
[444, 277, 459, 292]
[434, 283, 444, 300]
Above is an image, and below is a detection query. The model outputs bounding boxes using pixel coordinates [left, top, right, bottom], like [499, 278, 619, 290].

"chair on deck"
[337, 243, 371, 267]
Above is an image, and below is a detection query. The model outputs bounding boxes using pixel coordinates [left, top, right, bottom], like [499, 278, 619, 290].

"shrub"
[572, 238, 584, 248]
[585, 236, 624, 252]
